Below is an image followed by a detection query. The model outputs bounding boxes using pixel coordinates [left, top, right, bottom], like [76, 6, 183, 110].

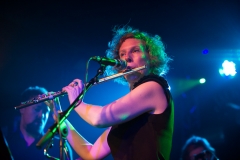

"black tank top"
[107, 74, 174, 160]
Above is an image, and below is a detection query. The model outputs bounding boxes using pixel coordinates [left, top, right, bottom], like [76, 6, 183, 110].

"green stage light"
[199, 78, 206, 84]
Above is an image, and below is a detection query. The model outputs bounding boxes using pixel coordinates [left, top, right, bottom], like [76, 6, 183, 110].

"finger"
[62, 86, 73, 93]
[53, 97, 60, 104]
[68, 82, 73, 86]
[73, 81, 78, 86]
[44, 100, 54, 112]
[68, 82, 77, 87]
[73, 79, 82, 86]
[44, 101, 50, 106]
[69, 79, 80, 87]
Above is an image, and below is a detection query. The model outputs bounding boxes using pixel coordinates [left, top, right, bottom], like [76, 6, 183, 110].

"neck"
[20, 120, 38, 146]
[127, 73, 146, 90]
[129, 81, 137, 90]
[126, 68, 150, 89]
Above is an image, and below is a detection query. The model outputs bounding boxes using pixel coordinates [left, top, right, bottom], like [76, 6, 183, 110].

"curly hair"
[105, 25, 172, 85]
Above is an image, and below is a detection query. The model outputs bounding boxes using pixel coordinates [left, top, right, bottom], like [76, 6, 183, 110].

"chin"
[26, 127, 43, 136]
[125, 72, 142, 82]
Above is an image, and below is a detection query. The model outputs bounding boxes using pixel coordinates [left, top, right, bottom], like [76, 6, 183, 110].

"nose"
[37, 110, 45, 119]
[125, 57, 132, 63]
[122, 52, 132, 63]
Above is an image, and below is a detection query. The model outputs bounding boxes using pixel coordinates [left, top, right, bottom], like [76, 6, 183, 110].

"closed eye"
[119, 52, 125, 58]
[132, 49, 140, 53]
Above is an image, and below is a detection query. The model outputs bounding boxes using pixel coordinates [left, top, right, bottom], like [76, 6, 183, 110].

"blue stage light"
[202, 49, 209, 54]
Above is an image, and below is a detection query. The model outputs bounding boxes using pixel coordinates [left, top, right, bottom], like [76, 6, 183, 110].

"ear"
[147, 50, 151, 57]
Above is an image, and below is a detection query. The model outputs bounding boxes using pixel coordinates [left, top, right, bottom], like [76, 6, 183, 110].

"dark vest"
[107, 74, 174, 160]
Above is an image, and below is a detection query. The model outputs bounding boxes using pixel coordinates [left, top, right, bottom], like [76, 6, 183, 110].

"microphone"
[91, 56, 127, 70]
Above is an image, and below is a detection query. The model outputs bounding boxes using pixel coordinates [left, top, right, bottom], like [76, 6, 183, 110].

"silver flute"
[14, 65, 147, 110]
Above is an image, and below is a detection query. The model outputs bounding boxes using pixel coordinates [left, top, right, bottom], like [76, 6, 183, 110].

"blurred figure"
[180, 135, 219, 160]
[6, 86, 72, 160]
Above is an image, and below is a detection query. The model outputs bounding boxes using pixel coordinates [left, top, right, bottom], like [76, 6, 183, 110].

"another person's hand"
[62, 79, 84, 105]
[44, 92, 62, 121]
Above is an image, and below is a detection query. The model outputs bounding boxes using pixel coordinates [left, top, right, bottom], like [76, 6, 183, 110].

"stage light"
[172, 78, 205, 97]
[219, 60, 237, 77]
[202, 49, 209, 54]
[199, 78, 206, 84]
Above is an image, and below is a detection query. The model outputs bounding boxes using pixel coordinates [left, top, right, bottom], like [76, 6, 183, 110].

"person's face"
[119, 38, 150, 82]
[20, 102, 50, 135]
[188, 146, 205, 160]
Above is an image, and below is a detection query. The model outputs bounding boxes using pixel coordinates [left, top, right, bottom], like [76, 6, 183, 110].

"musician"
[57, 25, 174, 160]
[6, 86, 73, 160]
[180, 135, 219, 160]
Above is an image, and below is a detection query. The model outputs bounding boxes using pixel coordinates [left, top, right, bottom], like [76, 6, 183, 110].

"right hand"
[62, 79, 84, 105]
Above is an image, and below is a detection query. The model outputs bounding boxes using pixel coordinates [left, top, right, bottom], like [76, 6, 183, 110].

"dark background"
[1, 0, 240, 159]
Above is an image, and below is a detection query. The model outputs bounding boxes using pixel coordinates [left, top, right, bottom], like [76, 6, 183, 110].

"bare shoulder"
[131, 81, 168, 114]
[131, 81, 165, 97]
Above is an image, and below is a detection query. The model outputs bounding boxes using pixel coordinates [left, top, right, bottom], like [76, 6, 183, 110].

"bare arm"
[65, 120, 111, 160]
[63, 79, 167, 128]
[46, 94, 111, 160]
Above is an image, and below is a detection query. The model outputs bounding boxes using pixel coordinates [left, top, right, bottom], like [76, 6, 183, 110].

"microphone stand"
[36, 65, 106, 160]
[43, 121, 70, 160]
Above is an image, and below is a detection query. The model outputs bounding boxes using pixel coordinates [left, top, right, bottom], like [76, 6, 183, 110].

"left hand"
[44, 92, 62, 121]
[62, 79, 84, 105]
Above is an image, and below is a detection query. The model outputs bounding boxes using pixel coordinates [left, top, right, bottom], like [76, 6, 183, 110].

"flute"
[14, 65, 147, 110]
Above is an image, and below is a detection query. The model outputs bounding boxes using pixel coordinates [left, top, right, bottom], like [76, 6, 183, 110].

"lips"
[122, 66, 132, 73]
[34, 119, 43, 126]
[126, 66, 132, 70]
